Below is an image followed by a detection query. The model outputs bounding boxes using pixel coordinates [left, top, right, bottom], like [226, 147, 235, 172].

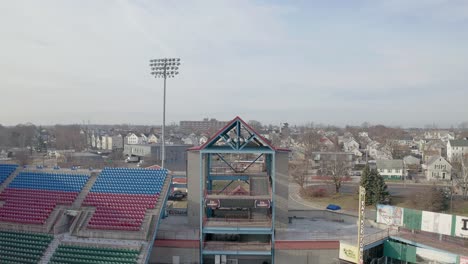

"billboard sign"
[459, 256, 468, 264]
[377, 205, 403, 227]
[455, 216, 468, 238]
[206, 199, 220, 209]
[339, 242, 358, 263]
[421, 211, 452, 236]
[357, 186, 366, 264]
[254, 199, 271, 208]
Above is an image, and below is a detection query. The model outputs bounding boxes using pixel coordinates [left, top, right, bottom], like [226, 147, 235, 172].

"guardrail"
[205, 190, 271, 197]
[203, 241, 271, 252]
[203, 217, 272, 228]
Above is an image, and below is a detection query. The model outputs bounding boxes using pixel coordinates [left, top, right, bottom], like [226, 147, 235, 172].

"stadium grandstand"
[0, 163, 171, 264]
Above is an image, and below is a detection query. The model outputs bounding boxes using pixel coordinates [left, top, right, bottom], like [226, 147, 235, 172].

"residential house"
[199, 135, 208, 146]
[425, 131, 455, 143]
[425, 156, 452, 181]
[91, 133, 97, 148]
[126, 133, 139, 145]
[147, 134, 159, 144]
[139, 134, 148, 144]
[422, 139, 446, 162]
[403, 155, 421, 172]
[368, 141, 392, 160]
[114, 134, 124, 150]
[376, 159, 406, 179]
[101, 135, 108, 150]
[350, 148, 363, 158]
[319, 136, 336, 151]
[95, 136, 101, 150]
[403, 155, 420, 166]
[447, 139, 468, 162]
[343, 138, 359, 152]
[311, 151, 355, 175]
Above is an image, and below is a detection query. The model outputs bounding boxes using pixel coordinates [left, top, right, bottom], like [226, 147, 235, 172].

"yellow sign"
[357, 186, 366, 264]
[339, 242, 358, 263]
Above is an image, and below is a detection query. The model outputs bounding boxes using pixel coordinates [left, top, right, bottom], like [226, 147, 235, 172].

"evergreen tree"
[371, 169, 390, 205]
[360, 165, 390, 205]
[360, 164, 374, 205]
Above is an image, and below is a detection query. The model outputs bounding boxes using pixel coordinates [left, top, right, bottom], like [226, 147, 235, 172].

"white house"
[425, 131, 455, 142]
[447, 139, 468, 162]
[425, 156, 452, 181]
[376, 159, 406, 179]
[126, 133, 139, 145]
[343, 138, 359, 152]
[95, 136, 102, 150]
[350, 148, 363, 158]
[199, 135, 208, 146]
[147, 134, 158, 144]
[91, 134, 97, 148]
[101, 135, 108, 150]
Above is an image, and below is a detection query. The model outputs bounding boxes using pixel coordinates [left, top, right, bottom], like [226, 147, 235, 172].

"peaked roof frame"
[189, 116, 289, 153]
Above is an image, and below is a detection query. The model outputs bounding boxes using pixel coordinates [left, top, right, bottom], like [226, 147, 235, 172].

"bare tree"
[320, 154, 351, 193]
[290, 160, 308, 189]
[54, 125, 86, 151]
[248, 120, 263, 132]
[300, 130, 321, 160]
[452, 155, 468, 200]
[15, 150, 31, 166]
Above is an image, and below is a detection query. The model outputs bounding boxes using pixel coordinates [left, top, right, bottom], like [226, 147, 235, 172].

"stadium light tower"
[149, 58, 181, 168]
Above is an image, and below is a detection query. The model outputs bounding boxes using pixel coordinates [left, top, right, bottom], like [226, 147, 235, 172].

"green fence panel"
[403, 208, 422, 230]
[384, 240, 417, 263]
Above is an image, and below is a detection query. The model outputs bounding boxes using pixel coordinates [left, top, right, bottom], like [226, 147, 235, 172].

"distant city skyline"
[1, 1, 468, 127]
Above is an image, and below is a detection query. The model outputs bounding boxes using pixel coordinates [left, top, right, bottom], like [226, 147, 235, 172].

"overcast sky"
[1, 1, 467, 127]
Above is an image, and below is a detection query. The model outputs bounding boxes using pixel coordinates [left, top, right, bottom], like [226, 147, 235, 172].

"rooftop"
[449, 139, 468, 147]
[376, 159, 404, 170]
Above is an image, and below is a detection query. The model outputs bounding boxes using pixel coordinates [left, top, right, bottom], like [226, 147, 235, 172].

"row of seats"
[0, 164, 18, 185]
[0, 231, 53, 264]
[90, 169, 167, 194]
[8, 172, 89, 192]
[50, 244, 139, 264]
[84, 168, 167, 231]
[0, 187, 80, 225]
[1, 188, 78, 199]
[84, 193, 156, 231]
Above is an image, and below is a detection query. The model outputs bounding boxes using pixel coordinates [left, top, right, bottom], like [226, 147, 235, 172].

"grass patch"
[302, 192, 360, 212]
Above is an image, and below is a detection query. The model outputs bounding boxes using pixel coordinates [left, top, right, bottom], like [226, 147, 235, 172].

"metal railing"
[205, 190, 271, 197]
[209, 166, 266, 175]
[203, 217, 272, 228]
[342, 228, 398, 245]
[203, 241, 271, 252]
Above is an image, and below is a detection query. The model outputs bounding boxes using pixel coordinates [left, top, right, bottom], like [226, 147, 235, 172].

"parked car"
[168, 190, 187, 201]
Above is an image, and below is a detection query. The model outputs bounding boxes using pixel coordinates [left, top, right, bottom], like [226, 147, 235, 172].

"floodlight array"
[150, 58, 181, 78]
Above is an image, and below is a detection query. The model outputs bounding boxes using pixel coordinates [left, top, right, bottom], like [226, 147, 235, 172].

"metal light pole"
[150, 58, 181, 168]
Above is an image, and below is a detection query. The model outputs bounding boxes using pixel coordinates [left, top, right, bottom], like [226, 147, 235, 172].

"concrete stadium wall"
[274, 152, 289, 229]
[275, 249, 340, 264]
[187, 151, 201, 228]
[203, 255, 271, 264]
[150, 247, 199, 264]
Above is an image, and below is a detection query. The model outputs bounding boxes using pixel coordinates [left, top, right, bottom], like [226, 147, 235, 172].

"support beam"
[240, 153, 263, 173]
[216, 153, 238, 173]
[218, 180, 235, 194]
